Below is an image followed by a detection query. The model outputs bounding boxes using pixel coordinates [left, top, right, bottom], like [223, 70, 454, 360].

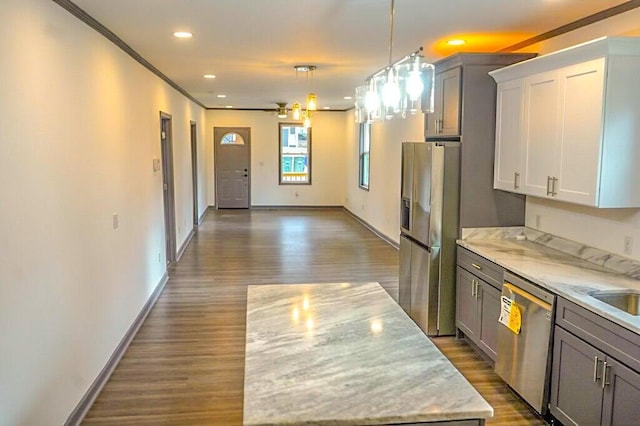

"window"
[220, 132, 245, 145]
[279, 123, 311, 184]
[359, 123, 370, 189]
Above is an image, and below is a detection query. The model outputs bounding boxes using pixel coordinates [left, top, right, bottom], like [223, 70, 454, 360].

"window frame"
[358, 123, 371, 190]
[278, 123, 312, 185]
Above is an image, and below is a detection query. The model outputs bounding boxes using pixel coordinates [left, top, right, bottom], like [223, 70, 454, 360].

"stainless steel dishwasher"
[495, 271, 556, 415]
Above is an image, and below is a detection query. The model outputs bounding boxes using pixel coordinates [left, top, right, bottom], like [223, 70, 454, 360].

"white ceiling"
[71, 0, 629, 110]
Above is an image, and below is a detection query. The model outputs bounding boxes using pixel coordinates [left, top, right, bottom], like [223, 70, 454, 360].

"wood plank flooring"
[83, 208, 545, 425]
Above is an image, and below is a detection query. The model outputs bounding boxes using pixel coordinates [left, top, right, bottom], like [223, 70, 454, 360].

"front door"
[214, 127, 250, 208]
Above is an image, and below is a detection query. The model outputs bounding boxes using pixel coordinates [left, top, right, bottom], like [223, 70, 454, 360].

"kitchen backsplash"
[462, 227, 640, 280]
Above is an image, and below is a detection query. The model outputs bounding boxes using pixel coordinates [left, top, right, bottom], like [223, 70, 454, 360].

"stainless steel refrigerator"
[399, 142, 460, 336]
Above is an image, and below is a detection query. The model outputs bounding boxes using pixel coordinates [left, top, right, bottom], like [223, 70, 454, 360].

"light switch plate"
[112, 213, 119, 229]
[153, 158, 161, 172]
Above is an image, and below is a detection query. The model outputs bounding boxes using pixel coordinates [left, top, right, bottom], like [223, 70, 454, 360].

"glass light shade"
[406, 70, 424, 102]
[276, 103, 287, 118]
[306, 93, 317, 111]
[355, 85, 369, 123]
[292, 102, 301, 120]
[382, 68, 400, 108]
[422, 64, 435, 114]
[303, 111, 312, 128]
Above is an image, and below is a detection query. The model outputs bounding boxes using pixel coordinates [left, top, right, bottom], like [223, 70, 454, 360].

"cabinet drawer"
[457, 247, 504, 290]
[556, 297, 640, 373]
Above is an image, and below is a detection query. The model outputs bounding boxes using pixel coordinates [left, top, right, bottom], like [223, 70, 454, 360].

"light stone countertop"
[243, 282, 493, 426]
[458, 238, 640, 335]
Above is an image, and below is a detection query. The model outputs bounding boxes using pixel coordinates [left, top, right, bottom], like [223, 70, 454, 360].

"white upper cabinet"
[494, 79, 526, 192]
[490, 37, 640, 208]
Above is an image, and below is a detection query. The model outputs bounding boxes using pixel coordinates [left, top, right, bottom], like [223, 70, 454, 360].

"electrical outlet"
[112, 213, 119, 229]
[624, 236, 633, 255]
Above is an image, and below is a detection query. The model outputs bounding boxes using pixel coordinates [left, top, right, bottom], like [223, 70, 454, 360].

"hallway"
[82, 208, 542, 425]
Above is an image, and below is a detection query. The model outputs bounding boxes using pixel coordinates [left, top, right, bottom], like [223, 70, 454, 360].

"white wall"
[518, 8, 640, 260]
[344, 113, 424, 244]
[0, 0, 206, 424]
[206, 110, 346, 207]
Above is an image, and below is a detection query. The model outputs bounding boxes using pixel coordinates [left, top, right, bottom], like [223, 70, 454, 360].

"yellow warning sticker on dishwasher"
[499, 296, 521, 334]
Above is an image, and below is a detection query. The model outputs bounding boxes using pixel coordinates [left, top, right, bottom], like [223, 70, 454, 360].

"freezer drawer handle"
[601, 362, 610, 389]
[471, 263, 483, 271]
[514, 172, 520, 190]
[593, 356, 602, 383]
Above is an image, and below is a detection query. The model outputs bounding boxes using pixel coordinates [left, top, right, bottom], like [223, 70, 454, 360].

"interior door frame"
[190, 120, 199, 227]
[160, 111, 177, 264]
[213, 126, 251, 208]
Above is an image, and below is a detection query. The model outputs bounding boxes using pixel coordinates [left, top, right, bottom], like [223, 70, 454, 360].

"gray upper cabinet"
[490, 37, 640, 208]
[424, 53, 535, 229]
[426, 67, 461, 137]
[551, 297, 640, 426]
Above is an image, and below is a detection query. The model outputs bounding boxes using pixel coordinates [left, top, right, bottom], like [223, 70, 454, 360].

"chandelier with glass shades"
[354, 0, 434, 123]
[275, 65, 317, 128]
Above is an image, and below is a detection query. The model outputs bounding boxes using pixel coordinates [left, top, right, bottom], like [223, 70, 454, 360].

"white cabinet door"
[523, 70, 560, 197]
[555, 58, 605, 205]
[494, 79, 525, 192]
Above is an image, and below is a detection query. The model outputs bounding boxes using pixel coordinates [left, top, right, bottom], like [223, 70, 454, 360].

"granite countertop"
[243, 282, 493, 426]
[458, 237, 640, 335]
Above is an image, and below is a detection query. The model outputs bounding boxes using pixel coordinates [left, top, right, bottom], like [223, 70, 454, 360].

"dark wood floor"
[83, 208, 544, 425]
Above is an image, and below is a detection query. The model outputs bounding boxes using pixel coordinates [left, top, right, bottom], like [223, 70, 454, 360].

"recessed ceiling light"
[323, 106, 331, 110]
[217, 94, 227, 98]
[173, 31, 193, 38]
[344, 96, 353, 100]
[225, 105, 233, 109]
[204, 74, 216, 79]
[448, 39, 465, 46]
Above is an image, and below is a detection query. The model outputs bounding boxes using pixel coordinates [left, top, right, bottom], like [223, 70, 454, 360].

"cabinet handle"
[434, 119, 440, 134]
[471, 263, 483, 270]
[593, 356, 602, 383]
[546, 176, 553, 196]
[601, 361, 610, 389]
[552, 177, 558, 196]
[514, 172, 520, 190]
[471, 279, 476, 297]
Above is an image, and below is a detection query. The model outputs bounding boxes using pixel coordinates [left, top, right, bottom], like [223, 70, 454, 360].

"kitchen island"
[243, 282, 493, 426]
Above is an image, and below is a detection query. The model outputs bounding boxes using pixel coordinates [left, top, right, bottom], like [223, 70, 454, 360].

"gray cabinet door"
[426, 67, 461, 137]
[550, 326, 605, 426]
[456, 267, 479, 340]
[478, 283, 500, 361]
[601, 357, 640, 426]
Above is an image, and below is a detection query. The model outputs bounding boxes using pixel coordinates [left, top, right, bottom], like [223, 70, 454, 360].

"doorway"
[160, 112, 177, 264]
[190, 121, 199, 227]
[214, 127, 251, 208]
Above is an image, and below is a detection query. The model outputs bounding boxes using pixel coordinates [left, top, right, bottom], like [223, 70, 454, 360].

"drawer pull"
[471, 263, 483, 270]
[593, 356, 602, 383]
[602, 362, 610, 389]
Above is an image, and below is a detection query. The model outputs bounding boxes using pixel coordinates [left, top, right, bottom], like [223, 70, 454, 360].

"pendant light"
[291, 102, 301, 120]
[354, 0, 434, 123]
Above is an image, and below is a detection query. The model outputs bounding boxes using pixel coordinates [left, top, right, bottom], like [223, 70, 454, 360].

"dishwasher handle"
[503, 271, 555, 306]
[503, 283, 553, 312]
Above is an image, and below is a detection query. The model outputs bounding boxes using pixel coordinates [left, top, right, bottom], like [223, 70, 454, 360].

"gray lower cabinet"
[456, 247, 503, 361]
[550, 298, 640, 426]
